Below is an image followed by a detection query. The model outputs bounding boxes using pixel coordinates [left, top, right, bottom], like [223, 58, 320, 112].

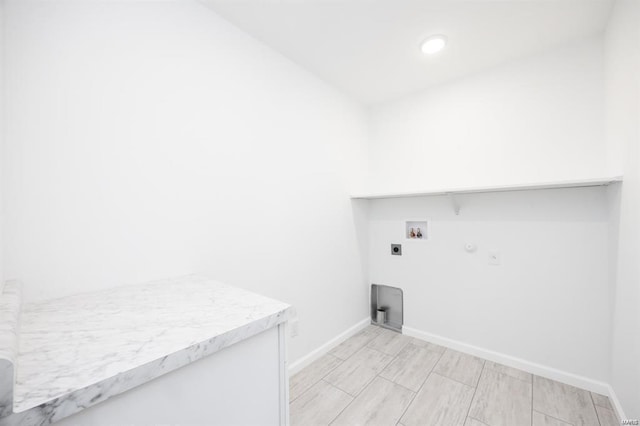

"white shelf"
[351, 176, 623, 200]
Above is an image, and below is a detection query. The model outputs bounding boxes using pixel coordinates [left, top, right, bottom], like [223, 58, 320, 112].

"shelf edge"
[350, 176, 623, 200]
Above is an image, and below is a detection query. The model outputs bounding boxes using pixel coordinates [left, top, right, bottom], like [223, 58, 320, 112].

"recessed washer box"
[405, 220, 429, 240]
[371, 284, 403, 333]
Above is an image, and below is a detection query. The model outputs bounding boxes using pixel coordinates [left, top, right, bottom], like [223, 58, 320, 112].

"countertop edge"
[0, 282, 22, 419]
[2, 306, 291, 426]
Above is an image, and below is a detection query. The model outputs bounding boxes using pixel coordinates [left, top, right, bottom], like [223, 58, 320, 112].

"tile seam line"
[590, 391, 604, 426]
[325, 369, 376, 426]
[531, 362, 534, 426]
[318, 377, 354, 425]
[531, 362, 535, 426]
[331, 328, 381, 361]
[325, 349, 395, 399]
[467, 415, 491, 426]
[532, 410, 577, 426]
[290, 355, 344, 404]
[377, 375, 419, 396]
[396, 343, 448, 424]
[483, 363, 533, 385]
[430, 370, 480, 389]
[463, 360, 486, 423]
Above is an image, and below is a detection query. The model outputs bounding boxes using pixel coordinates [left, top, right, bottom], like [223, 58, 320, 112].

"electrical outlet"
[488, 251, 501, 265]
[391, 244, 402, 256]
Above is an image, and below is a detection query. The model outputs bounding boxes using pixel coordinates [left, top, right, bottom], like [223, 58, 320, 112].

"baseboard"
[403, 326, 612, 396]
[288, 317, 370, 375]
[606, 384, 627, 421]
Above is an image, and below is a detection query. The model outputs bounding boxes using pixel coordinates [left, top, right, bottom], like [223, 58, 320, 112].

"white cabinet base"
[55, 325, 287, 426]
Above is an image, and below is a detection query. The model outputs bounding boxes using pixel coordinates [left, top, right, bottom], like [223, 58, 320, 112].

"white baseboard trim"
[288, 321, 628, 420]
[288, 317, 370, 376]
[606, 384, 627, 421]
[403, 326, 612, 396]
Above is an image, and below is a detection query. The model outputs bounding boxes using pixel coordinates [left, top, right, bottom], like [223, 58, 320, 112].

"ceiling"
[201, 0, 614, 104]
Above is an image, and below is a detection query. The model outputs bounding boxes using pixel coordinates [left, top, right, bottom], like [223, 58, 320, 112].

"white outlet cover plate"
[290, 320, 299, 337]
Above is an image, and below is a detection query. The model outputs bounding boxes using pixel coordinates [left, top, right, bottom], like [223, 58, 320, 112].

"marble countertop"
[0, 275, 292, 425]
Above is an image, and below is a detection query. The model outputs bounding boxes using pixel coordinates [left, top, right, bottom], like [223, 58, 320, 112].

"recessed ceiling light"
[421, 35, 447, 55]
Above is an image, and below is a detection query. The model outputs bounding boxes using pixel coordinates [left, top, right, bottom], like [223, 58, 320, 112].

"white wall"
[368, 187, 613, 383]
[1, 0, 370, 362]
[367, 38, 607, 194]
[0, 0, 4, 293]
[605, 0, 640, 417]
[364, 36, 617, 388]
[3, 1, 634, 412]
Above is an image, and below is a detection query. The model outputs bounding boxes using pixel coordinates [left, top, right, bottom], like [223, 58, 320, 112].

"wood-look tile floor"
[289, 326, 620, 426]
